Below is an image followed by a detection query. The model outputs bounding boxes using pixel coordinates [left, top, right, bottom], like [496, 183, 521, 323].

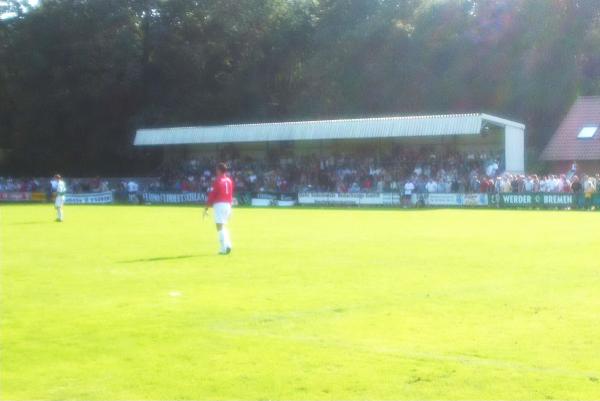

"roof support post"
[504, 125, 525, 173]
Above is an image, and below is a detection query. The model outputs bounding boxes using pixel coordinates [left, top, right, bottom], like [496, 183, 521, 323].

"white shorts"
[213, 202, 232, 224]
[55, 195, 65, 208]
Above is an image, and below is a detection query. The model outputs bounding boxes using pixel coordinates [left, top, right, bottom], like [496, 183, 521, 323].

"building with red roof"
[541, 96, 600, 172]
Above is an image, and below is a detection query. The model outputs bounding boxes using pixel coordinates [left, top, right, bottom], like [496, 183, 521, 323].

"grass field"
[1, 204, 600, 400]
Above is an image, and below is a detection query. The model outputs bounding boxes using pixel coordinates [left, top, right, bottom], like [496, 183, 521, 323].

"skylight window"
[577, 126, 598, 139]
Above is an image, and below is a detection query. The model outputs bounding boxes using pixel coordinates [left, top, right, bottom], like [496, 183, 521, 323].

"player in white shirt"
[53, 174, 67, 222]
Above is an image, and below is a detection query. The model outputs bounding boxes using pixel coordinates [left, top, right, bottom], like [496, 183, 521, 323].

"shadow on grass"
[118, 254, 209, 263]
[8, 221, 54, 225]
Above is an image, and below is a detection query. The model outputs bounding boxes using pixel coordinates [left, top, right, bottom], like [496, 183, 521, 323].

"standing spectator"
[127, 179, 140, 203]
[568, 161, 578, 179]
[479, 178, 489, 193]
[451, 178, 459, 193]
[571, 176, 583, 209]
[403, 179, 415, 207]
[571, 176, 582, 194]
[509, 175, 518, 193]
[584, 176, 597, 209]
[426, 178, 438, 194]
[532, 175, 541, 192]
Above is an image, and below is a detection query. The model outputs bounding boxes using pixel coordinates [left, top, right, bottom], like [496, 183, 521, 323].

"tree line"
[1, 0, 599, 175]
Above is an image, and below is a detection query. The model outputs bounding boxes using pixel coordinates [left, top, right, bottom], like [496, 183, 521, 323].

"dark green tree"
[1, 0, 599, 175]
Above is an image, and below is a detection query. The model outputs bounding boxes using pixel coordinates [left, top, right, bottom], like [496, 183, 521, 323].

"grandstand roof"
[134, 113, 525, 146]
[541, 97, 600, 161]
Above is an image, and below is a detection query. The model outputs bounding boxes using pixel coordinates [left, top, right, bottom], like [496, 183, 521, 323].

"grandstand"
[134, 113, 526, 174]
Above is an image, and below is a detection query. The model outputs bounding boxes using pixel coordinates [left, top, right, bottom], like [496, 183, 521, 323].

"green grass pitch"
[1, 204, 600, 400]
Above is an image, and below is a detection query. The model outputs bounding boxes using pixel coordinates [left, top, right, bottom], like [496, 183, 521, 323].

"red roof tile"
[541, 96, 600, 161]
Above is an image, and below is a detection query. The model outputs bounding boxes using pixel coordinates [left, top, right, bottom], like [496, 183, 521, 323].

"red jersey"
[207, 175, 234, 206]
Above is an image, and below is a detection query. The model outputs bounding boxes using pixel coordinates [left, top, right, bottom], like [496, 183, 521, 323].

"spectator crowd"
[156, 147, 505, 195]
[0, 177, 42, 192]
[2, 149, 600, 201]
[153, 149, 600, 199]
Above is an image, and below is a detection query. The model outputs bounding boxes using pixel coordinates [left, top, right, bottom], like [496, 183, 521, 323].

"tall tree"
[1, 0, 600, 175]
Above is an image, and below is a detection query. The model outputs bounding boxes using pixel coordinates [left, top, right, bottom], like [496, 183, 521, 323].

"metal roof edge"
[480, 113, 525, 130]
[133, 113, 526, 146]
[136, 113, 485, 133]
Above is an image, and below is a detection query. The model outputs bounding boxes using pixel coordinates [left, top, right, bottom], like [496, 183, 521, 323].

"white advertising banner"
[462, 193, 489, 206]
[251, 198, 272, 206]
[276, 200, 296, 207]
[251, 198, 296, 207]
[298, 192, 400, 206]
[425, 193, 488, 206]
[426, 193, 462, 206]
[0, 192, 32, 201]
[65, 191, 114, 204]
[381, 193, 402, 205]
[142, 192, 206, 204]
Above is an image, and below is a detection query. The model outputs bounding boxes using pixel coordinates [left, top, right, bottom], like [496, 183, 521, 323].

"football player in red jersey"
[204, 162, 234, 254]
